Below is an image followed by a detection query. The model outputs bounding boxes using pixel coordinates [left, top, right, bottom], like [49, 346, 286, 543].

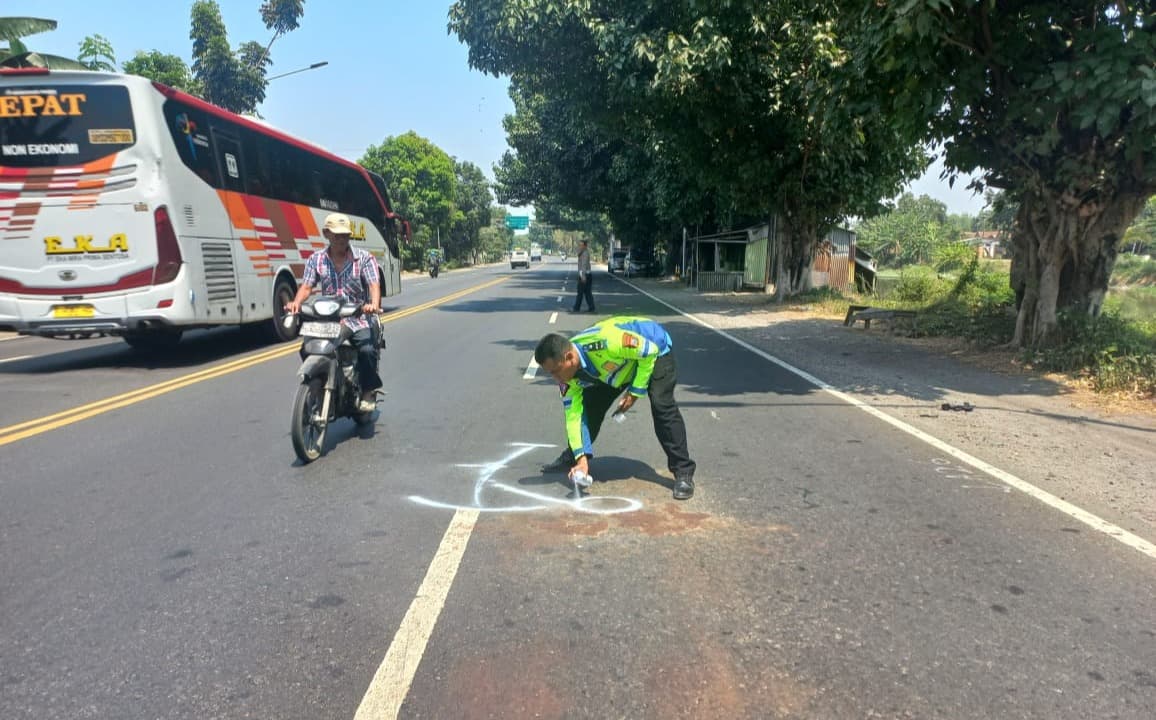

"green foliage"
[933, 241, 977, 274]
[253, 0, 306, 70]
[895, 260, 1017, 345]
[190, 1, 271, 114]
[1107, 286, 1156, 323]
[852, 1, 1156, 345]
[359, 132, 456, 269]
[0, 16, 87, 69]
[123, 50, 202, 94]
[893, 265, 949, 303]
[450, 0, 928, 290]
[0, 17, 56, 50]
[1032, 312, 1156, 397]
[1111, 253, 1156, 287]
[77, 33, 116, 71]
[260, 0, 305, 36]
[1122, 196, 1156, 254]
[187, 0, 304, 114]
[856, 192, 961, 268]
[449, 160, 494, 263]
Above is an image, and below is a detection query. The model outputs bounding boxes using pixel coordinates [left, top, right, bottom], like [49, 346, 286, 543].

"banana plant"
[0, 16, 88, 70]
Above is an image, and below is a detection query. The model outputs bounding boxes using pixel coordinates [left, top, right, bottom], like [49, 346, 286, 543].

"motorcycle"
[429, 262, 440, 278]
[285, 295, 384, 463]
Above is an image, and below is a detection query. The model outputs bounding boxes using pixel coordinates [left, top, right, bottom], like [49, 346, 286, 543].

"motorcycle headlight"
[313, 299, 341, 317]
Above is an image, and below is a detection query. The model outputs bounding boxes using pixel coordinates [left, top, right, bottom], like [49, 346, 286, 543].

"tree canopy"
[452, 0, 1156, 344]
[450, 0, 927, 294]
[836, 1, 1156, 345]
[360, 132, 458, 266]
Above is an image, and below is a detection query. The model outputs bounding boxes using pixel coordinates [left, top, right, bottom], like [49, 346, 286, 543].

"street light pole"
[266, 61, 328, 82]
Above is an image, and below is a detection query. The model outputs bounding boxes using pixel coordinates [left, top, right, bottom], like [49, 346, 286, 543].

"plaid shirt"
[301, 246, 380, 333]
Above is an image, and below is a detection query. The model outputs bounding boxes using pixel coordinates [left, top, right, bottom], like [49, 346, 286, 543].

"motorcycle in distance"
[429, 260, 439, 278]
[284, 295, 384, 463]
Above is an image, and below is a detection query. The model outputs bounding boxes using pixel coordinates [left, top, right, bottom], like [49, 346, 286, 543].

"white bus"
[0, 68, 407, 350]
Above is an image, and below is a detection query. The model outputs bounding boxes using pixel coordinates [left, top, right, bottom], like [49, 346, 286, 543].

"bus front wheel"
[269, 276, 298, 343]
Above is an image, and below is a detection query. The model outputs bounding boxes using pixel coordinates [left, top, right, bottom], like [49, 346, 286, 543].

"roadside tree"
[850, 1, 1156, 347]
[360, 132, 457, 269]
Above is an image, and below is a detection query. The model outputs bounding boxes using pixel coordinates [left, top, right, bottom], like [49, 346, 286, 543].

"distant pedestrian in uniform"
[572, 239, 595, 313]
[535, 316, 696, 500]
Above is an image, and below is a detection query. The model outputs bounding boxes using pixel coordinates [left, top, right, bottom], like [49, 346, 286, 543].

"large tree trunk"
[773, 211, 820, 299]
[1010, 189, 1146, 348]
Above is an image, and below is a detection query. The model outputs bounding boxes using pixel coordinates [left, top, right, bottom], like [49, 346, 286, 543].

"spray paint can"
[571, 470, 593, 489]
[612, 411, 626, 424]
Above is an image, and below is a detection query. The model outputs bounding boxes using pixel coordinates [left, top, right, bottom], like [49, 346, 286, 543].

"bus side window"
[244, 133, 272, 198]
[311, 169, 323, 208]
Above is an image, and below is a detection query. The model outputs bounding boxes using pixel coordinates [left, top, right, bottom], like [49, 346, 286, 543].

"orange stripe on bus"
[82, 156, 117, 174]
[295, 204, 319, 235]
[217, 190, 255, 230]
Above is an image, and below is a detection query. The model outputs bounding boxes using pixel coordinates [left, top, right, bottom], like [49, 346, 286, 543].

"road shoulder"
[625, 275, 1156, 542]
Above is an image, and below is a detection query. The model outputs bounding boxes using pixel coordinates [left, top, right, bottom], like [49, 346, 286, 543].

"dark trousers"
[572, 272, 595, 311]
[352, 327, 383, 393]
[576, 353, 696, 478]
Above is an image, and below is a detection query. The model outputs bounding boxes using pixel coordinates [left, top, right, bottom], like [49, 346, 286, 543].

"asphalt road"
[2, 257, 1154, 720]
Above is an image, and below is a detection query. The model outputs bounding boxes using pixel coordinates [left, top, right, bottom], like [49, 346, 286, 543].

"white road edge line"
[354, 509, 480, 720]
[621, 277, 1156, 562]
[523, 356, 539, 380]
[548, 311, 558, 324]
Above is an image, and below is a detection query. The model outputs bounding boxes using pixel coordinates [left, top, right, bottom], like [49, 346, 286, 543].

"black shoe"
[672, 475, 695, 500]
[541, 450, 574, 473]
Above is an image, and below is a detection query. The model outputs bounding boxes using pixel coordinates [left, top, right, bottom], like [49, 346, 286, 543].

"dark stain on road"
[308, 594, 345, 609]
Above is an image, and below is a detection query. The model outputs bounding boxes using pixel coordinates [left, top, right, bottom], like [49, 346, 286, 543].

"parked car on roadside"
[608, 249, 628, 274]
[626, 252, 659, 277]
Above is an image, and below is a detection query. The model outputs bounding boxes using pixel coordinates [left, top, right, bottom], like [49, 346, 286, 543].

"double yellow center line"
[0, 276, 508, 447]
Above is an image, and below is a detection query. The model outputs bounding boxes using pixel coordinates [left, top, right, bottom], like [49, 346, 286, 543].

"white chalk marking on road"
[549, 311, 558, 324]
[556, 296, 563, 303]
[710, 411, 719, 420]
[523, 357, 539, 380]
[409, 443, 644, 516]
[354, 508, 478, 720]
[623, 278, 1156, 562]
[0, 354, 32, 364]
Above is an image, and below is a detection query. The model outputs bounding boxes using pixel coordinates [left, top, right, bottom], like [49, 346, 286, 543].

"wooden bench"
[844, 305, 918, 331]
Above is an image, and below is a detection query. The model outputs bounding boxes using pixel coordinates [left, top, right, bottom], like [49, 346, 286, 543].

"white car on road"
[510, 249, 530, 269]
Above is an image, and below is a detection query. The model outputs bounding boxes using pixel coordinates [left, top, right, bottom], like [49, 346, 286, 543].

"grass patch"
[1111, 254, 1156, 286]
[791, 258, 1156, 398]
[1030, 311, 1156, 397]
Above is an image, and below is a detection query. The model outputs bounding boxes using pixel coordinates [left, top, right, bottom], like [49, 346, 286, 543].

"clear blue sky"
[30, 1, 987, 217]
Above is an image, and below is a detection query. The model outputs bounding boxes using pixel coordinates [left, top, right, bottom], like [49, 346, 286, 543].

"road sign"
[505, 215, 530, 230]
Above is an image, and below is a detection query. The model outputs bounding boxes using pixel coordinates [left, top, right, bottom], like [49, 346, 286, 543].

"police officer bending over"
[535, 316, 696, 500]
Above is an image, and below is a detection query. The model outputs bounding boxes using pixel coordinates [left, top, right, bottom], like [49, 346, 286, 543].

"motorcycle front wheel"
[291, 378, 328, 463]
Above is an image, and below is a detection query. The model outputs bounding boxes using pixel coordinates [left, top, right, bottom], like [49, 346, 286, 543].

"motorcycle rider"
[285, 213, 382, 413]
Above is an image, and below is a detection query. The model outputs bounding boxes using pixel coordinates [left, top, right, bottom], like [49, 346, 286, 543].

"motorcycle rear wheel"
[291, 379, 327, 463]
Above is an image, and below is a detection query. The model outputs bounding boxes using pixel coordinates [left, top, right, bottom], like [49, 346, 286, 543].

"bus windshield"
[0, 84, 136, 168]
